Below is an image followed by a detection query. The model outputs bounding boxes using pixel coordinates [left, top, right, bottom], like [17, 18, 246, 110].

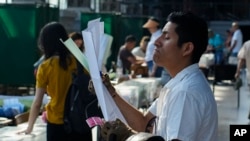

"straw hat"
[143, 17, 160, 28]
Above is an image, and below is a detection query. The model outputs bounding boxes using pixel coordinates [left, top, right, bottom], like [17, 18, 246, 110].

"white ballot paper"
[82, 18, 127, 123]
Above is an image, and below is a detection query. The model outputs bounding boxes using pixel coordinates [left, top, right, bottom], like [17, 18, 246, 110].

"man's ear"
[182, 42, 194, 56]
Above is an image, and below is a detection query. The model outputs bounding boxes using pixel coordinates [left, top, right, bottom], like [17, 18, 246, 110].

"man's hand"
[101, 118, 136, 141]
[88, 73, 117, 97]
[88, 80, 96, 94]
[234, 71, 240, 79]
[102, 73, 117, 97]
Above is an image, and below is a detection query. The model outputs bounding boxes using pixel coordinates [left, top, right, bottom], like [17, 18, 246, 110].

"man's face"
[153, 22, 183, 68]
[128, 41, 136, 51]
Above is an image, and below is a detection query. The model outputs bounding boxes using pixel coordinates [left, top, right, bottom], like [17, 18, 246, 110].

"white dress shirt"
[149, 64, 218, 141]
[145, 29, 162, 62]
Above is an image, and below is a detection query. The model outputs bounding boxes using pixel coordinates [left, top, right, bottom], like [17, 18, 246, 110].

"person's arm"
[127, 56, 137, 64]
[206, 45, 214, 53]
[102, 74, 155, 132]
[235, 58, 245, 78]
[229, 39, 237, 52]
[127, 56, 145, 71]
[19, 88, 45, 134]
[112, 93, 155, 131]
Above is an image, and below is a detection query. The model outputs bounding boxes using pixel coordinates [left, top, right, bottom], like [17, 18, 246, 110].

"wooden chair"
[14, 111, 29, 125]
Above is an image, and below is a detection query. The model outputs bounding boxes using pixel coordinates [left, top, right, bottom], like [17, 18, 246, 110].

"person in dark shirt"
[118, 35, 144, 74]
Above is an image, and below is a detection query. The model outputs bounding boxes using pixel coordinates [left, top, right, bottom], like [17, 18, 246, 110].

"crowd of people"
[18, 10, 250, 141]
[20, 23, 102, 141]
[200, 21, 243, 67]
[200, 20, 250, 126]
[116, 16, 171, 86]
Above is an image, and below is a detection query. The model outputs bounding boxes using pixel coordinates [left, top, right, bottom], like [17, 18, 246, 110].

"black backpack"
[63, 61, 103, 135]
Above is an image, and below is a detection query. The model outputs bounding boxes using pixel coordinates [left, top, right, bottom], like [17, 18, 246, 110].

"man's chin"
[153, 56, 160, 65]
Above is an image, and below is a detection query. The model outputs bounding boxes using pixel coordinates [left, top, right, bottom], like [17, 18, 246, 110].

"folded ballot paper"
[62, 18, 126, 124]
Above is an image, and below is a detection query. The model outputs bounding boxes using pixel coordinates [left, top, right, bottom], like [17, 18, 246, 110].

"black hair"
[167, 11, 208, 63]
[69, 32, 83, 41]
[69, 32, 84, 50]
[125, 34, 136, 43]
[38, 22, 71, 70]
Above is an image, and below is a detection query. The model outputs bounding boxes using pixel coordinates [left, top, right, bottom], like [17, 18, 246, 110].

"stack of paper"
[62, 18, 126, 123]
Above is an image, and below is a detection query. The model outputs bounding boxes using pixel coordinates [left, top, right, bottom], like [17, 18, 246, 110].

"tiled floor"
[214, 74, 250, 141]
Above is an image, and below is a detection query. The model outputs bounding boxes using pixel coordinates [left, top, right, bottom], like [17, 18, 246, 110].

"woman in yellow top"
[20, 22, 77, 141]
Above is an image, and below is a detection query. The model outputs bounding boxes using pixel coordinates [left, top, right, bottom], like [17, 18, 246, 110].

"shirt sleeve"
[148, 98, 158, 115]
[238, 43, 246, 59]
[36, 63, 48, 89]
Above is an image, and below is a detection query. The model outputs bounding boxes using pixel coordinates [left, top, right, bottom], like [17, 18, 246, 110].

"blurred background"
[1, 0, 250, 94]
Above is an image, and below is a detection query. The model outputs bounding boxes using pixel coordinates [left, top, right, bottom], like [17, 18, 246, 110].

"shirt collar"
[152, 29, 161, 37]
[165, 64, 199, 88]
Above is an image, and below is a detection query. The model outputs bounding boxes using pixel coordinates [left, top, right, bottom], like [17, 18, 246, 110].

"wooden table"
[0, 116, 46, 141]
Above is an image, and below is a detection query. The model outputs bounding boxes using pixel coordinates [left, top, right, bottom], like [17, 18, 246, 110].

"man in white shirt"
[235, 40, 250, 84]
[101, 11, 218, 141]
[228, 22, 243, 65]
[143, 17, 163, 77]
[235, 40, 250, 123]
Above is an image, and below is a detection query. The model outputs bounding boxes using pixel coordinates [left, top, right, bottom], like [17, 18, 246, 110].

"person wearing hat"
[143, 17, 171, 85]
[230, 22, 243, 57]
[143, 17, 164, 77]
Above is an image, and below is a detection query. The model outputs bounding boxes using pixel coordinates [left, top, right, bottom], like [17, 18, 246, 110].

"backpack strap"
[76, 60, 84, 75]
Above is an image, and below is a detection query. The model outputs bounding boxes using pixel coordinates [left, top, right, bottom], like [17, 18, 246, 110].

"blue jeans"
[214, 51, 223, 65]
[147, 60, 163, 77]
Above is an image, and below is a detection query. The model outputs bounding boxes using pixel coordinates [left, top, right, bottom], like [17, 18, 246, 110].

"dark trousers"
[47, 121, 68, 141]
[47, 121, 92, 141]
